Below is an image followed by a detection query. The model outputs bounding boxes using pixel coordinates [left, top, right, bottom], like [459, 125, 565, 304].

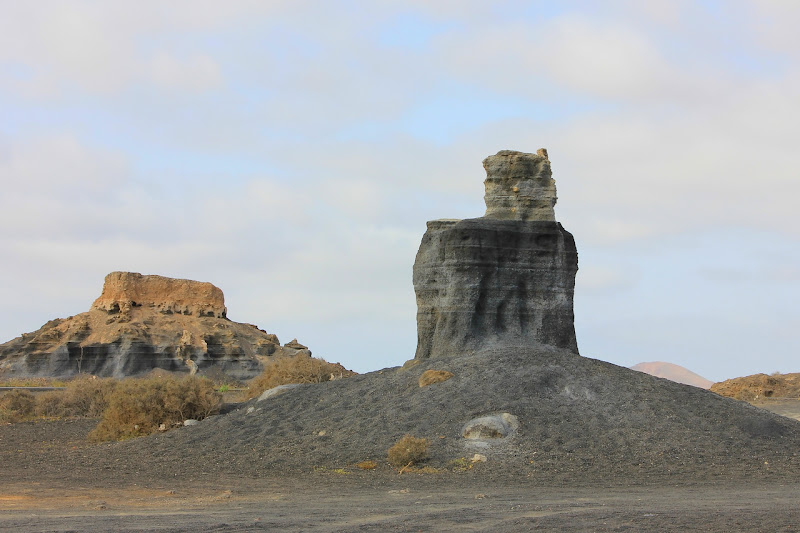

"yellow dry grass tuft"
[418, 369, 454, 387]
[355, 460, 378, 470]
[387, 435, 430, 468]
[246, 355, 355, 400]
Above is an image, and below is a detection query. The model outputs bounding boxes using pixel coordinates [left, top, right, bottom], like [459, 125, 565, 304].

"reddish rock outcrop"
[92, 272, 227, 319]
[0, 272, 311, 380]
[711, 373, 800, 401]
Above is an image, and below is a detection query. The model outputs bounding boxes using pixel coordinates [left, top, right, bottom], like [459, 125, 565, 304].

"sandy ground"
[5, 346, 800, 532]
[2, 418, 800, 532]
[752, 398, 800, 422]
[3, 477, 800, 532]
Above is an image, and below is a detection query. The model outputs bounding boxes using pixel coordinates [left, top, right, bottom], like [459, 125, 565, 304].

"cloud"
[148, 53, 223, 92]
[1, 1, 799, 376]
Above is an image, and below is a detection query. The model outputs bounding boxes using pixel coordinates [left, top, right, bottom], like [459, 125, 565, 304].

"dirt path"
[2, 478, 800, 532]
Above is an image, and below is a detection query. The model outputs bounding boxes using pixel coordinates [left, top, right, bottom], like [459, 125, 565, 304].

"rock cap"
[92, 272, 227, 318]
[482, 149, 556, 221]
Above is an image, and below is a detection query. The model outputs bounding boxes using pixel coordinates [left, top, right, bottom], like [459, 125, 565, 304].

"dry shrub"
[247, 355, 356, 399]
[387, 435, 430, 467]
[32, 391, 67, 419]
[0, 390, 36, 423]
[0, 377, 67, 388]
[35, 376, 118, 419]
[418, 369, 454, 387]
[89, 375, 222, 442]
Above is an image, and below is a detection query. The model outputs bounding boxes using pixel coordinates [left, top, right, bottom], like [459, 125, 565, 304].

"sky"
[1, 0, 798, 381]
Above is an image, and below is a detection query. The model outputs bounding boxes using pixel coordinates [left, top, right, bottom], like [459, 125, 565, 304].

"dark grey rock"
[413, 150, 579, 359]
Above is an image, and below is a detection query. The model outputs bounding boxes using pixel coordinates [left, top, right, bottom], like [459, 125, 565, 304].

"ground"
[4, 346, 800, 531]
[2, 416, 800, 532]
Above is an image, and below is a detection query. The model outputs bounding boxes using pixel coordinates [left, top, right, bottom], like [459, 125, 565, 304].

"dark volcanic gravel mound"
[126, 345, 800, 481]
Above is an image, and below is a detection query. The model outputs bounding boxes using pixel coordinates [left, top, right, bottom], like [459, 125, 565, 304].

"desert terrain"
[3, 347, 800, 532]
[3, 150, 799, 531]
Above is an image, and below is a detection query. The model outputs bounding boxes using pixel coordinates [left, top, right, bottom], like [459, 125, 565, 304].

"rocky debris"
[712, 373, 800, 401]
[284, 339, 307, 349]
[418, 369, 454, 387]
[413, 149, 578, 359]
[0, 272, 311, 380]
[283, 339, 311, 357]
[93, 272, 227, 319]
[631, 361, 714, 389]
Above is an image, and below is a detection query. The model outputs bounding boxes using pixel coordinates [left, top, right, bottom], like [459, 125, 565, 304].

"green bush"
[89, 375, 222, 441]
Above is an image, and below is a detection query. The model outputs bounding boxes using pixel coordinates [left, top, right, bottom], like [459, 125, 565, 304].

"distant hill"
[631, 361, 714, 389]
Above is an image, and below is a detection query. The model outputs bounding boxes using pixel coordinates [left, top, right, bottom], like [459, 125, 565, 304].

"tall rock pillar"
[413, 149, 579, 359]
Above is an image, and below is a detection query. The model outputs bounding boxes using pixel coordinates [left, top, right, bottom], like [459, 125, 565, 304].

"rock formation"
[92, 272, 227, 319]
[0, 272, 311, 380]
[413, 149, 579, 359]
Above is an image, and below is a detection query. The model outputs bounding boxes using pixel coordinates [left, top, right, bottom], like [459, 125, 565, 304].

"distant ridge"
[631, 361, 714, 389]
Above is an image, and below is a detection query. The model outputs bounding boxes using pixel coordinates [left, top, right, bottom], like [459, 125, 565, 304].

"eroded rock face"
[413, 149, 579, 359]
[0, 272, 311, 380]
[93, 272, 227, 318]
[483, 149, 556, 221]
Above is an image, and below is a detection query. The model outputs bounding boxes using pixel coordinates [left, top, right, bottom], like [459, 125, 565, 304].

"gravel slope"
[113, 344, 800, 483]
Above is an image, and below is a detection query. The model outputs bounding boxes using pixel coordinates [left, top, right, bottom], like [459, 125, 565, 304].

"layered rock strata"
[413, 149, 579, 359]
[0, 273, 311, 380]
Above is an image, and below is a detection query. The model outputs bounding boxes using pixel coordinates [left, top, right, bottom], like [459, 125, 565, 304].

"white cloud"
[1, 1, 799, 375]
[148, 53, 222, 92]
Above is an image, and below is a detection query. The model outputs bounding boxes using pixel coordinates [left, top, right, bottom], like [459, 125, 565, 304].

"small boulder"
[257, 383, 302, 402]
[284, 339, 308, 350]
[462, 413, 519, 439]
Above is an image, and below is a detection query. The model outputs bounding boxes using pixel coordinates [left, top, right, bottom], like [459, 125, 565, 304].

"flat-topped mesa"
[413, 149, 578, 359]
[92, 272, 227, 318]
[483, 148, 556, 221]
